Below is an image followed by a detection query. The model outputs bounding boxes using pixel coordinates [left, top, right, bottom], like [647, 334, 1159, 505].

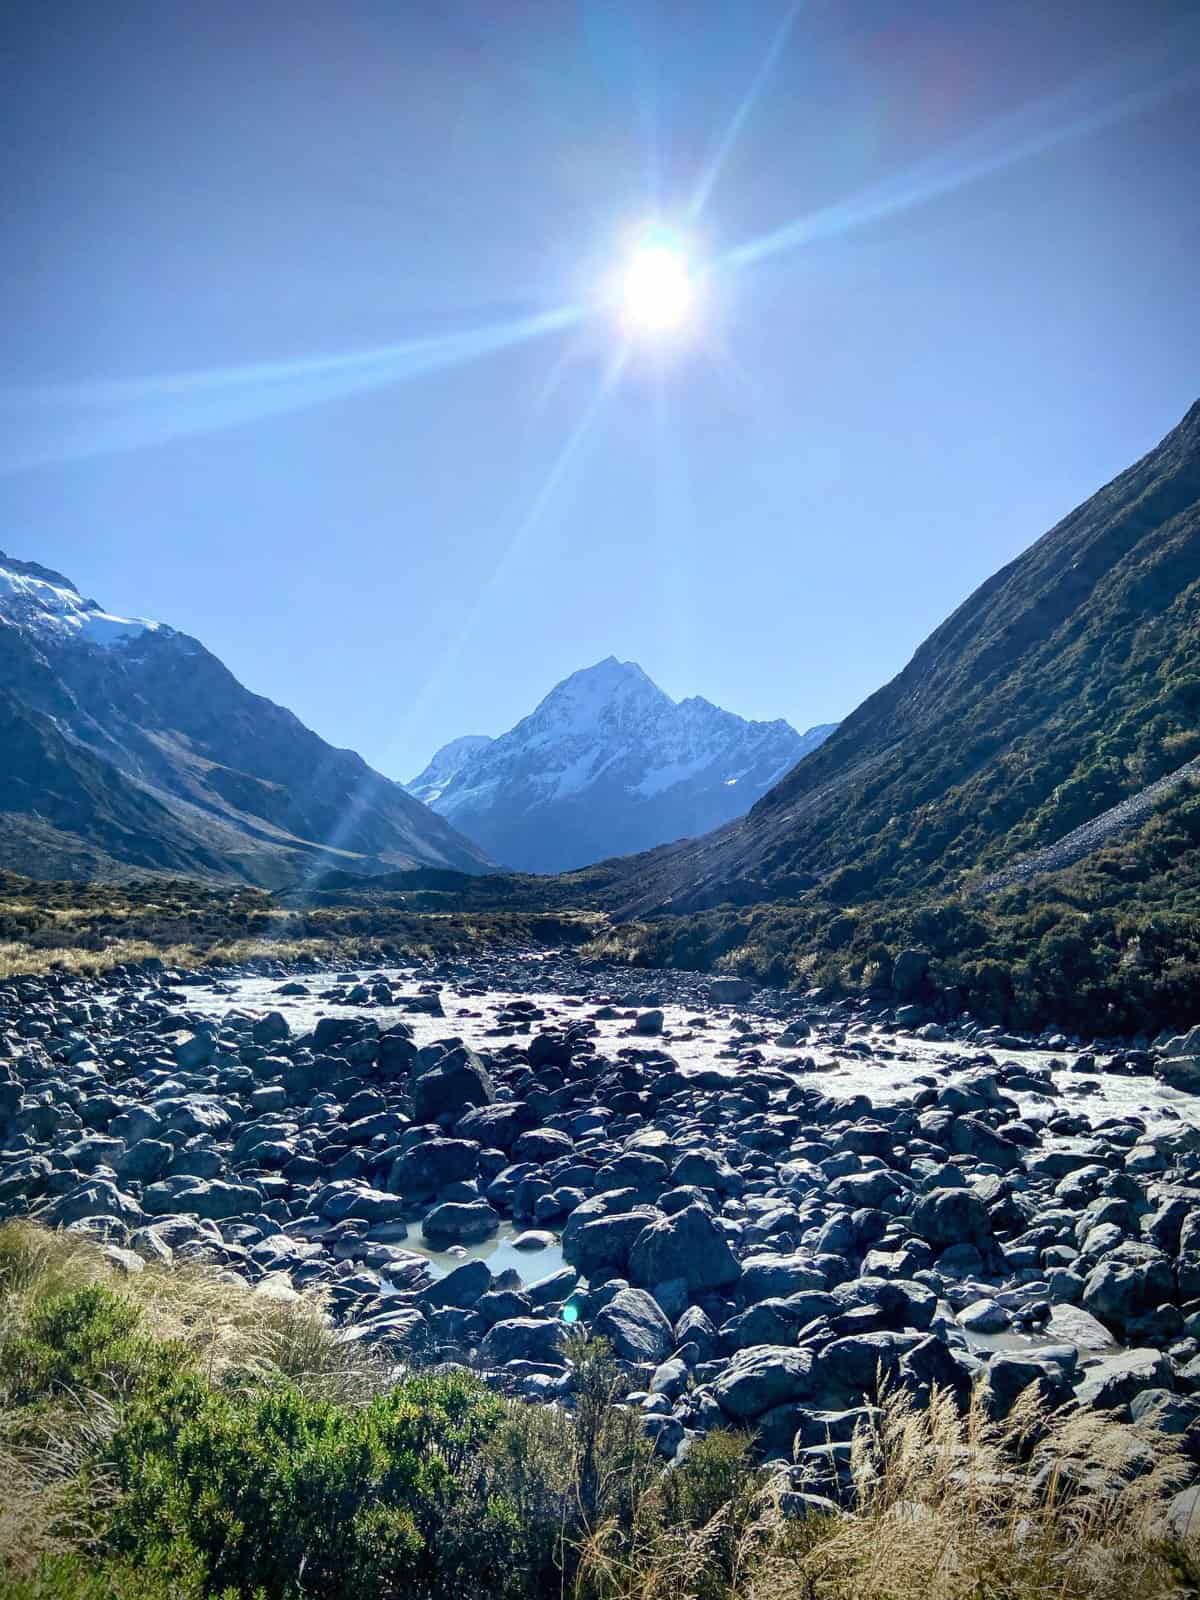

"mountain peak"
[0, 551, 166, 650]
[0, 550, 82, 596]
[408, 659, 833, 873]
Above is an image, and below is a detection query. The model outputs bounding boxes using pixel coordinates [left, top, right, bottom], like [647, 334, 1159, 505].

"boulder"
[628, 1203, 741, 1296]
[421, 1200, 500, 1247]
[564, 1210, 659, 1280]
[390, 1137, 479, 1195]
[908, 1187, 995, 1253]
[713, 1345, 816, 1420]
[411, 1046, 495, 1123]
[594, 1287, 674, 1364]
[708, 977, 753, 1005]
[1074, 1348, 1174, 1412]
[479, 1317, 565, 1367]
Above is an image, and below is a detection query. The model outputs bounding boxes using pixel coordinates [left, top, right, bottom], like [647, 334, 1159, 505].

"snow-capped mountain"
[0, 550, 492, 883]
[407, 657, 834, 873]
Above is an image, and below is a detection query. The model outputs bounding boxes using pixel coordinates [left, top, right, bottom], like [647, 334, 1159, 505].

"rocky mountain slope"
[616, 399, 1200, 917]
[407, 657, 833, 873]
[0, 552, 493, 885]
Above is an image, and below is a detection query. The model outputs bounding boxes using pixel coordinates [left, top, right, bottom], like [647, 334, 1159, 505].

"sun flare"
[618, 231, 695, 336]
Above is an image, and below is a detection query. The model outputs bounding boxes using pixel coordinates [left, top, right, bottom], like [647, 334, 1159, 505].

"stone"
[389, 1138, 479, 1195]
[419, 1259, 492, 1310]
[594, 1287, 674, 1364]
[628, 1203, 741, 1296]
[708, 977, 753, 1005]
[564, 1210, 659, 1280]
[908, 1187, 995, 1254]
[480, 1317, 565, 1367]
[411, 1046, 495, 1123]
[740, 1253, 827, 1303]
[1074, 1348, 1174, 1412]
[421, 1200, 500, 1247]
[713, 1346, 816, 1420]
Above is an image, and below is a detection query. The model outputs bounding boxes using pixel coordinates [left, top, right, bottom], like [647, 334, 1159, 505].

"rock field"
[3, 946, 1200, 1495]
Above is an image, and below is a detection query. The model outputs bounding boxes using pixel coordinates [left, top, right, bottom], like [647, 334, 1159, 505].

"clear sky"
[2, 0, 1198, 780]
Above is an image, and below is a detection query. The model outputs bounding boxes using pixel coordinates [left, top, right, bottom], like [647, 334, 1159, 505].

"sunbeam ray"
[0, 305, 581, 473]
[721, 16, 1200, 270]
[293, 346, 629, 885]
[689, 1, 803, 221]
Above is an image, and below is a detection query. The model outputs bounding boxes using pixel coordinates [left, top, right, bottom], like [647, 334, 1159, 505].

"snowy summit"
[0, 551, 166, 649]
[407, 657, 834, 873]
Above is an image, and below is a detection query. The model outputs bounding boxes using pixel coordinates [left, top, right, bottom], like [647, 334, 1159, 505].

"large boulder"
[740, 1253, 827, 1303]
[389, 1137, 479, 1195]
[456, 1102, 534, 1151]
[46, 1179, 144, 1229]
[1074, 1348, 1174, 1412]
[628, 1203, 741, 1296]
[708, 977, 753, 1005]
[1081, 1257, 1174, 1335]
[421, 1200, 500, 1247]
[908, 1187, 995, 1253]
[594, 1287, 674, 1364]
[712, 1345, 817, 1420]
[892, 949, 930, 1001]
[420, 1259, 492, 1310]
[412, 1046, 495, 1124]
[563, 1208, 659, 1280]
[480, 1317, 565, 1367]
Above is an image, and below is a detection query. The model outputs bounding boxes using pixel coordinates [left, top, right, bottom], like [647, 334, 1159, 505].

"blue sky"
[2, 0, 1198, 780]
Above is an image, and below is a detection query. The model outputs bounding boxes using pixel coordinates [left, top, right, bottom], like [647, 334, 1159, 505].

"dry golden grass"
[0, 1220, 389, 1404]
[751, 1380, 1197, 1600]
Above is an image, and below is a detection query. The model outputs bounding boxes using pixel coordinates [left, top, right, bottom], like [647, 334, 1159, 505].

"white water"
[168, 967, 1200, 1137]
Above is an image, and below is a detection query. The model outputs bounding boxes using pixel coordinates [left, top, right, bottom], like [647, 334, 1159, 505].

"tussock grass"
[752, 1381, 1197, 1600]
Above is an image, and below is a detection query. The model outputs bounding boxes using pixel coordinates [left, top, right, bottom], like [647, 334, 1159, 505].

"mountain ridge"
[611, 399, 1200, 918]
[0, 551, 493, 885]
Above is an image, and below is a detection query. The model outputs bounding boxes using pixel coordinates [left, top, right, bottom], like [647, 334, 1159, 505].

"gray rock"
[1074, 1348, 1174, 1412]
[422, 1199, 500, 1246]
[628, 1203, 741, 1296]
[479, 1316, 565, 1367]
[908, 1187, 995, 1253]
[411, 1046, 495, 1123]
[713, 1345, 816, 1420]
[708, 977, 753, 1005]
[594, 1287, 674, 1364]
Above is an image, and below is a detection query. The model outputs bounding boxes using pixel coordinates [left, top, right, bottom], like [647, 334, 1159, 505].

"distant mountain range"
[613, 398, 1200, 920]
[407, 657, 834, 873]
[0, 552, 492, 884]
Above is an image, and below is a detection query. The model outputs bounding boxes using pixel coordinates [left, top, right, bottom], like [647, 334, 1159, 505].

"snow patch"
[0, 562, 163, 649]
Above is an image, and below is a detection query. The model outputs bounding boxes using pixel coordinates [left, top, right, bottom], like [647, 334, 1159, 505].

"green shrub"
[103, 1368, 505, 1599]
[0, 1284, 182, 1407]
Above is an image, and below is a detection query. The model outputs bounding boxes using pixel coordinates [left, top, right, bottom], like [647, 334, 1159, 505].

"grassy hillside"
[612, 401, 1200, 924]
[588, 776, 1200, 1034]
[0, 1222, 1193, 1600]
[0, 871, 600, 980]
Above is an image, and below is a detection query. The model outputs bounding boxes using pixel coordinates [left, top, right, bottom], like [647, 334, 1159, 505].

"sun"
[617, 229, 695, 336]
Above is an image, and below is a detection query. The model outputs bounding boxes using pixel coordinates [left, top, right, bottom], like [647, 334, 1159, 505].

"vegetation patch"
[0, 1222, 1195, 1599]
